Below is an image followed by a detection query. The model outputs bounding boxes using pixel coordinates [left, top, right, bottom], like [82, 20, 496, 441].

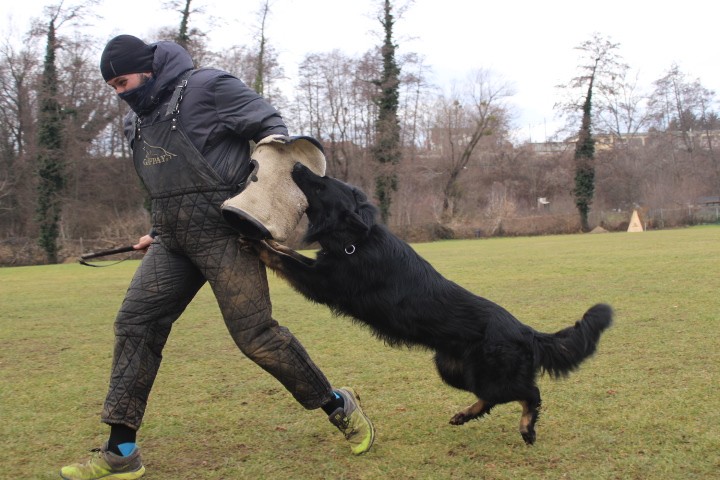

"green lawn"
[1, 226, 718, 479]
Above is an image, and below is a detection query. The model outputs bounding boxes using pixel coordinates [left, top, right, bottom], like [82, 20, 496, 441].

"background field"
[1, 226, 718, 479]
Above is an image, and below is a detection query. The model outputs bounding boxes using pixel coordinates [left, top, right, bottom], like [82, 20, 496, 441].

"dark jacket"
[123, 41, 288, 187]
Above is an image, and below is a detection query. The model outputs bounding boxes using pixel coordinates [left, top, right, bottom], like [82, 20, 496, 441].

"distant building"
[529, 130, 720, 155]
[528, 142, 572, 155]
[696, 195, 720, 206]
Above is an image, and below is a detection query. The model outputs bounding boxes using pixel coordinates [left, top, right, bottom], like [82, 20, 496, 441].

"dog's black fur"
[254, 162, 613, 444]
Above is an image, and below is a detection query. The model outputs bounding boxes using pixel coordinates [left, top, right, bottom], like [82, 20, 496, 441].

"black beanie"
[100, 35, 155, 81]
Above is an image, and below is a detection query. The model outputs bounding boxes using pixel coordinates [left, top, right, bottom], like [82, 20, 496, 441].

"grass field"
[1, 226, 718, 479]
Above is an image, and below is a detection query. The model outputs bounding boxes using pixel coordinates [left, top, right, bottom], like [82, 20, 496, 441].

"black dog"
[254, 162, 612, 445]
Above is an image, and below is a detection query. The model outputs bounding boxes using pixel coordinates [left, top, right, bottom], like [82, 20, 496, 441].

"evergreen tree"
[372, 0, 401, 224]
[176, 0, 192, 49]
[558, 34, 623, 232]
[35, 18, 65, 263]
[574, 76, 596, 232]
[253, 1, 271, 96]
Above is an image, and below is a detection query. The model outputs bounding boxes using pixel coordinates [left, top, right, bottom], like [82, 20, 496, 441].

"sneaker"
[328, 387, 375, 455]
[59, 443, 145, 480]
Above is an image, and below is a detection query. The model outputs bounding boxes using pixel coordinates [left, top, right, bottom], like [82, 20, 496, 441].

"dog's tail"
[533, 303, 613, 378]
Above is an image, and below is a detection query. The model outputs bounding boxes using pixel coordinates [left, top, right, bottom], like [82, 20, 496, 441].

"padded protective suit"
[101, 47, 334, 430]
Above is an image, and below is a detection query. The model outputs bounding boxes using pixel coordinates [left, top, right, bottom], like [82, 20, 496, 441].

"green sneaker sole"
[344, 387, 375, 455]
[59, 465, 145, 480]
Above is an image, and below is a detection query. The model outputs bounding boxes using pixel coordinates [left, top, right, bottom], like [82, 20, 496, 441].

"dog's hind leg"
[518, 386, 542, 445]
[434, 352, 495, 426]
[449, 399, 494, 425]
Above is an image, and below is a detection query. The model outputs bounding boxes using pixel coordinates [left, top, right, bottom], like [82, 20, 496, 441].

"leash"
[79, 245, 137, 267]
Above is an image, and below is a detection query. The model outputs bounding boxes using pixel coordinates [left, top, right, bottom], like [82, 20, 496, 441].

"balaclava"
[100, 35, 155, 82]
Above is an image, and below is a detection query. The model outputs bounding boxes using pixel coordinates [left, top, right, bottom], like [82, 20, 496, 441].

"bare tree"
[294, 54, 327, 140]
[397, 52, 434, 157]
[432, 70, 513, 221]
[646, 65, 720, 197]
[594, 66, 650, 140]
[555, 33, 627, 133]
[293, 50, 379, 183]
[648, 64, 716, 153]
[312, 51, 358, 180]
[0, 41, 39, 234]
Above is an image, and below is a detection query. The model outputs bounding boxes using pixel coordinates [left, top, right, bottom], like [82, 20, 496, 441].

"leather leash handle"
[79, 245, 136, 261]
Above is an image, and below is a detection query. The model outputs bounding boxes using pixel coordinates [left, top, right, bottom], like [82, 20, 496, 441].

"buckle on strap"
[165, 70, 194, 117]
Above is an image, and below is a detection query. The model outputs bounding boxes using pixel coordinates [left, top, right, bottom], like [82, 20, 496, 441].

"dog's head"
[291, 162, 377, 253]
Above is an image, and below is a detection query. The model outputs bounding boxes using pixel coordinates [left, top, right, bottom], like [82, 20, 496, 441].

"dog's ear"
[350, 187, 378, 226]
[344, 211, 370, 233]
[358, 203, 377, 226]
[352, 188, 368, 204]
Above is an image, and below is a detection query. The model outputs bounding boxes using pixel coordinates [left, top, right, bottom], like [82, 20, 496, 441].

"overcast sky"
[2, 0, 718, 142]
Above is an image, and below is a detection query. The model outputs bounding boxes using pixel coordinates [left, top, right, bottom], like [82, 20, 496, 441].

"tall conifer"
[372, 0, 401, 224]
[36, 18, 65, 263]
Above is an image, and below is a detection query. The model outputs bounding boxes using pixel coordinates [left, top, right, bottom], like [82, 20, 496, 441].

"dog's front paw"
[242, 238, 267, 257]
[256, 240, 281, 267]
[240, 238, 261, 252]
[241, 238, 278, 266]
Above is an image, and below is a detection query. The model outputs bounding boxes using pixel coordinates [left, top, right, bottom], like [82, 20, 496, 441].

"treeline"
[1, 2, 719, 265]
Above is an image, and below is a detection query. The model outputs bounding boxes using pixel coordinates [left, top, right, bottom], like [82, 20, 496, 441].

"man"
[60, 35, 374, 480]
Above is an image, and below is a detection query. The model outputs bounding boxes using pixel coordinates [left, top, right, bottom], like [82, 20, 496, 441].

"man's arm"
[214, 74, 288, 141]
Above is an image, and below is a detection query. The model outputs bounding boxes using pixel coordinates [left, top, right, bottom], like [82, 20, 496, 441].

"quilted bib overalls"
[101, 75, 333, 429]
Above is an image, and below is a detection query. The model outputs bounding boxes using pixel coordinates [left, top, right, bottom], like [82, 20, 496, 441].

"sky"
[2, 0, 719, 142]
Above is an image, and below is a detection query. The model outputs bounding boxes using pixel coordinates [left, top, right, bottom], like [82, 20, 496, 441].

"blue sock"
[321, 391, 345, 415]
[117, 442, 137, 457]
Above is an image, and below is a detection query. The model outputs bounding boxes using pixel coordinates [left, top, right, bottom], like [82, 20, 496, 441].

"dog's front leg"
[251, 239, 285, 270]
[248, 239, 313, 269]
[248, 240, 329, 301]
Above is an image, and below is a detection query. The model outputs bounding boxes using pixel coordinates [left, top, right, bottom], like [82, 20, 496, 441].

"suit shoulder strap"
[165, 69, 195, 117]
